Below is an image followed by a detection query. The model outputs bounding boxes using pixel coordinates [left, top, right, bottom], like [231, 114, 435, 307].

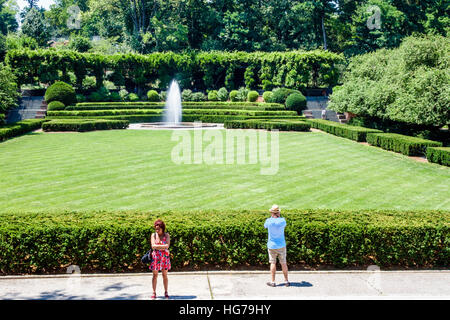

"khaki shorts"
[268, 247, 287, 264]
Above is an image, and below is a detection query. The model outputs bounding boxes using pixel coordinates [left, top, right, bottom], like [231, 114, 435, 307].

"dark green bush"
[307, 119, 383, 142]
[229, 90, 239, 102]
[110, 92, 121, 102]
[76, 94, 86, 103]
[44, 81, 76, 106]
[217, 87, 228, 101]
[208, 90, 218, 101]
[47, 101, 65, 111]
[225, 119, 311, 132]
[42, 119, 129, 132]
[426, 147, 450, 166]
[367, 133, 443, 156]
[146, 90, 160, 102]
[271, 88, 302, 104]
[0, 119, 45, 142]
[0, 113, 4, 125]
[285, 93, 307, 114]
[0, 209, 447, 274]
[262, 91, 273, 103]
[247, 91, 259, 102]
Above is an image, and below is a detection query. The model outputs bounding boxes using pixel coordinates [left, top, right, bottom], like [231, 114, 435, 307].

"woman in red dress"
[150, 219, 171, 299]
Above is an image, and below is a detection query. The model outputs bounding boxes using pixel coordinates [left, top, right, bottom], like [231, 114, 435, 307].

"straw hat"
[270, 205, 280, 214]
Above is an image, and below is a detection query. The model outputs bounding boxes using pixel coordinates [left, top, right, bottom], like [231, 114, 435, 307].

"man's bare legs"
[270, 262, 289, 284]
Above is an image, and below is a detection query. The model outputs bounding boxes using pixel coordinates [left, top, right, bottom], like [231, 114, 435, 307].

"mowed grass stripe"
[0, 129, 449, 211]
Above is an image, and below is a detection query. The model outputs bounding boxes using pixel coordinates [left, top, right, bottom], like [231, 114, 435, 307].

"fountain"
[137, 80, 221, 129]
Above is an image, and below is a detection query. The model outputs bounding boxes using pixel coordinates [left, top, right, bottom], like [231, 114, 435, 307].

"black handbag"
[141, 249, 152, 264]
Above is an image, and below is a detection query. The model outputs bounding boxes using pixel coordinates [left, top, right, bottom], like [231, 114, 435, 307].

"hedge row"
[426, 147, 450, 166]
[67, 103, 285, 111]
[77, 102, 284, 107]
[42, 119, 129, 132]
[47, 114, 304, 123]
[366, 133, 443, 156]
[307, 119, 383, 142]
[47, 109, 297, 117]
[6, 49, 344, 91]
[224, 119, 311, 132]
[0, 119, 45, 142]
[0, 209, 448, 274]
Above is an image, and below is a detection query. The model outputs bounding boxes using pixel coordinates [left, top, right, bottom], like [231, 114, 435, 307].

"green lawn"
[0, 129, 449, 211]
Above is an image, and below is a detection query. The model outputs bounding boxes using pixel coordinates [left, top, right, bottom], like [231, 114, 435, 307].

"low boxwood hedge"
[0, 119, 45, 142]
[67, 103, 285, 111]
[426, 147, 450, 166]
[307, 119, 383, 142]
[225, 119, 311, 132]
[0, 209, 448, 274]
[42, 119, 129, 132]
[366, 133, 443, 156]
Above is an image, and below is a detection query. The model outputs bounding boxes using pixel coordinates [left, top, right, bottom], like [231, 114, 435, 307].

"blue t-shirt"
[264, 217, 286, 249]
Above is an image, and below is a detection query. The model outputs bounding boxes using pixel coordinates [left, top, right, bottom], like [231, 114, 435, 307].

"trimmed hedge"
[426, 147, 450, 166]
[366, 133, 443, 156]
[307, 119, 383, 142]
[42, 119, 129, 132]
[47, 101, 65, 111]
[0, 119, 44, 142]
[0, 209, 448, 274]
[0, 113, 5, 124]
[225, 119, 311, 132]
[44, 81, 76, 106]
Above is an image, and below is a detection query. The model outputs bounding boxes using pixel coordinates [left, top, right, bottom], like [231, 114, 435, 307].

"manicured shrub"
[307, 119, 383, 142]
[217, 87, 228, 101]
[285, 93, 307, 114]
[426, 147, 450, 166]
[271, 88, 302, 104]
[208, 90, 218, 101]
[181, 89, 193, 101]
[0, 119, 45, 142]
[191, 92, 207, 102]
[0, 63, 20, 115]
[236, 87, 249, 102]
[262, 91, 273, 103]
[42, 119, 129, 132]
[225, 119, 311, 132]
[44, 81, 77, 106]
[247, 91, 259, 102]
[47, 101, 65, 111]
[128, 93, 139, 102]
[159, 91, 167, 101]
[119, 89, 129, 101]
[146, 90, 160, 102]
[366, 133, 443, 156]
[0, 113, 5, 125]
[110, 92, 121, 102]
[76, 94, 86, 103]
[229, 90, 239, 102]
[88, 92, 103, 102]
[0, 209, 447, 274]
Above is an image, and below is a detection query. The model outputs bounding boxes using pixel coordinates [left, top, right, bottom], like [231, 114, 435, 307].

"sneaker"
[285, 281, 290, 287]
[266, 282, 276, 287]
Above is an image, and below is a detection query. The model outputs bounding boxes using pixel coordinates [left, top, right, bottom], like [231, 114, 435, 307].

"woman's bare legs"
[152, 270, 158, 295]
[162, 270, 169, 294]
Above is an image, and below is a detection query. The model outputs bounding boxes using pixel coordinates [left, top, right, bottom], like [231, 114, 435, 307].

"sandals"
[165, 291, 170, 299]
[151, 293, 157, 299]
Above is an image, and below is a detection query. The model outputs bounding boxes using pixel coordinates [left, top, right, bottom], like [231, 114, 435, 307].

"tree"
[21, 7, 52, 46]
[0, 0, 18, 35]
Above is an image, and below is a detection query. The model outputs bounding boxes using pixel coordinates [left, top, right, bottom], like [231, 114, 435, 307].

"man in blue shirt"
[264, 205, 289, 287]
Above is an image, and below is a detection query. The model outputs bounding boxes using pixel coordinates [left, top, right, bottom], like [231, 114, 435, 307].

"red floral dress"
[150, 233, 171, 271]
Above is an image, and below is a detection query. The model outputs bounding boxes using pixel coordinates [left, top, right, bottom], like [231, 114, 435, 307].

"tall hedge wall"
[0, 209, 448, 274]
[6, 49, 345, 92]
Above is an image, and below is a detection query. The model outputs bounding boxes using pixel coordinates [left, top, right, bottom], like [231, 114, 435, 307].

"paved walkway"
[0, 270, 449, 300]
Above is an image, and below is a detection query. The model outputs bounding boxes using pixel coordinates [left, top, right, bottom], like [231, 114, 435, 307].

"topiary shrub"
[285, 93, 307, 114]
[47, 101, 65, 111]
[236, 87, 249, 102]
[217, 87, 228, 101]
[247, 90, 259, 102]
[45, 81, 77, 106]
[229, 90, 239, 102]
[159, 91, 167, 101]
[88, 91, 103, 102]
[76, 94, 86, 103]
[119, 89, 129, 101]
[271, 88, 302, 105]
[208, 90, 218, 101]
[110, 92, 121, 102]
[147, 90, 160, 102]
[191, 92, 207, 102]
[128, 93, 139, 102]
[181, 89, 193, 101]
[263, 91, 273, 103]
